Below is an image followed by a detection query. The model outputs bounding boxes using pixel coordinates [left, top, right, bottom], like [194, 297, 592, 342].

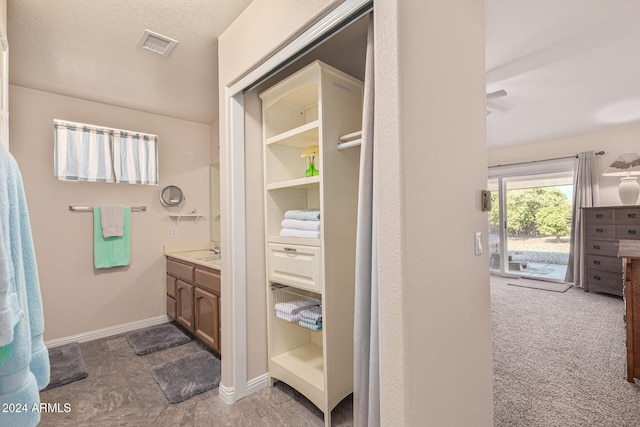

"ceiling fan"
[486, 89, 512, 115]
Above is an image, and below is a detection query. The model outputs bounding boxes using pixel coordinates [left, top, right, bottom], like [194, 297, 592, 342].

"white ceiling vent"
[137, 29, 178, 56]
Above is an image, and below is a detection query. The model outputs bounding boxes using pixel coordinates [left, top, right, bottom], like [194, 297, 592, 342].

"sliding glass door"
[489, 160, 574, 281]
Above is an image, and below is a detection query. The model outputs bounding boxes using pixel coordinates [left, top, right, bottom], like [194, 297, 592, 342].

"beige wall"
[10, 85, 211, 341]
[219, 0, 494, 425]
[488, 122, 640, 207]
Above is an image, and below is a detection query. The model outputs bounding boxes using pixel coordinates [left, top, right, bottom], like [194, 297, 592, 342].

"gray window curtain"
[565, 151, 600, 285]
[354, 14, 379, 427]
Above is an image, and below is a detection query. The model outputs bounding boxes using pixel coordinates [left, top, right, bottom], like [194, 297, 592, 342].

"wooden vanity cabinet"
[166, 257, 221, 354]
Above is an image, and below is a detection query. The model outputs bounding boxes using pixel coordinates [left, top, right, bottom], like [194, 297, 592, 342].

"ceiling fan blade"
[487, 89, 507, 100]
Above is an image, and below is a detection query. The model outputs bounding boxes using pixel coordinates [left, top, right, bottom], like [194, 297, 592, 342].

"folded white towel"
[281, 219, 320, 231]
[275, 311, 301, 322]
[100, 205, 125, 238]
[274, 298, 320, 315]
[279, 228, 320, 239]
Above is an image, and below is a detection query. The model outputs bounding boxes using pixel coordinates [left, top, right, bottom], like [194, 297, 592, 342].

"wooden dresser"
[618, 240, 640, 382]
[582, 206, 640, 296]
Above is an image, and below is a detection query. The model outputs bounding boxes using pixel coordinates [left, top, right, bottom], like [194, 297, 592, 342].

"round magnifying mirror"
[160, 185, 184, 207]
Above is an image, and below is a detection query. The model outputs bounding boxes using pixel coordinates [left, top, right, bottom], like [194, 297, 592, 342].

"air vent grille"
[137, 30, 178, 56]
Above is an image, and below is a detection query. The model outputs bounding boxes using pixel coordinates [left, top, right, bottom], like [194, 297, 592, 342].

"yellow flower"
[301, 145, 319, 159]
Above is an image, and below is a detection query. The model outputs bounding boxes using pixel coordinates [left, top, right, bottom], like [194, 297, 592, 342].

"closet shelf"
[267, 235, 321, 247]
[169, 214, 206, 225]
[270, 342, 325, 391]
[266, 120, 320, 148]
[267, 176, 320, 191]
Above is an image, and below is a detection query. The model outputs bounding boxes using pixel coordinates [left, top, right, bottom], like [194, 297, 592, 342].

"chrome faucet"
[210, 243, 221, 255]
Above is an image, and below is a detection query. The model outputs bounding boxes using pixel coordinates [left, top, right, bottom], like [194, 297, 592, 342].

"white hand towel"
[281, 219, 321, 231]
[100, 205, 125, 238]
[279, 228, 321, 239]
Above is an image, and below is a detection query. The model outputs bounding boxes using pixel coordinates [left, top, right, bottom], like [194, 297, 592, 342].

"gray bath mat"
[126, 323, 191, 355]
[44, 342, 88, 390]
[151, 350, 221, 404]
[508, 278, 572, 293]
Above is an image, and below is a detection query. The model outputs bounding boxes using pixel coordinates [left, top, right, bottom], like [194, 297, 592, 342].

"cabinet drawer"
[585, 224, 615, 239]
[195, 268, 221, 294]
[615, 208, 640, 224]
[584, 209, 613, 224]
[267, 243, 322, 292]
[166, 275, 177, 298]
[617, 225, 640, 240]
[586, 255, 623, 273]
[167, 296, 176, 320]
[167, 259, 195, 282]
[585, 240, 618, 256]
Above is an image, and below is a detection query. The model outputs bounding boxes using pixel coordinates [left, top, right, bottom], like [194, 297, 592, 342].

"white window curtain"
[53, 119, 158, 185]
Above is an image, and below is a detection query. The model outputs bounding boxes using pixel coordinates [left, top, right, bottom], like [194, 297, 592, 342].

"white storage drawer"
[267, 243, 322, 292]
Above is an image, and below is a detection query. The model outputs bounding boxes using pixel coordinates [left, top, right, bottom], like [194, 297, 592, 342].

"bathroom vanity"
[165, 248, 221, 354]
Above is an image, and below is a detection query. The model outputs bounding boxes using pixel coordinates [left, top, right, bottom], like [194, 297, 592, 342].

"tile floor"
[38, 325, 353, 426]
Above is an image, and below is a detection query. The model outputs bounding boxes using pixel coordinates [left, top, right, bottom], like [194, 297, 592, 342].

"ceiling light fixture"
[137, 29, 178, 56]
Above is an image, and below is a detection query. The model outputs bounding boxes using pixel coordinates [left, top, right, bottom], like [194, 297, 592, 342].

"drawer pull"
[595, 214, 603, 218]
[593, 245, 601, 250]
[596, 228, 604, 233]
[629, 213, 637, 219]
[594, 275, 601, 280]
[628, 230, 637, 235]
[283, 247, 297, 253]
[593, 260, 601, 265]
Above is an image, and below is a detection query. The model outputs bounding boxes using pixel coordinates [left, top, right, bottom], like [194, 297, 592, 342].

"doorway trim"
[221, 0, 373, 404]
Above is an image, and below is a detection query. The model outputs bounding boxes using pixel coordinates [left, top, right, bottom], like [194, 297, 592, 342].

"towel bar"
[68, 205, 147, 212]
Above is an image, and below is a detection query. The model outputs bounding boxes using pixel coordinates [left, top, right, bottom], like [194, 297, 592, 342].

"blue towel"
[0, 143, 50, 427]
[299, 306, 322, 325]
[299, 320, 322, 332]
[284, 209, 320, 221]
[93, 206, 131, 269]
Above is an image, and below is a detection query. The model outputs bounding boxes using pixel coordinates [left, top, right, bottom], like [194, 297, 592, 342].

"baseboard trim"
[218, 373, 269, 405]
[247, 373, 269, 395]
[44, 315, 171, 348]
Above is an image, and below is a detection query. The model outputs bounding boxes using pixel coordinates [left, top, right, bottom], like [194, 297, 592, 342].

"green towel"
[93, 206, 131, 269]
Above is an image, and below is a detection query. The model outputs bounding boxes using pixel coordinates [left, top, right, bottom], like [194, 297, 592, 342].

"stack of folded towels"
[274, 296, 323, 332]
[280, 209, 320, 239]
[298, 305, 322, 332]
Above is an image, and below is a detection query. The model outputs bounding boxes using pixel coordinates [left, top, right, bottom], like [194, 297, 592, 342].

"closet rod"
[488, 151, 604, 168]
[68, 205, 147, 212]
[337, 130, 362, 150]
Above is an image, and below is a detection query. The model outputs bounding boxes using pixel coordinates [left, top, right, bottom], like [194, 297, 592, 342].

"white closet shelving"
[260, 60, 363, 427]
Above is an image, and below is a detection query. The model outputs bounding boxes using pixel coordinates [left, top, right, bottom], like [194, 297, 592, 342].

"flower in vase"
[301, 145, 319, 176]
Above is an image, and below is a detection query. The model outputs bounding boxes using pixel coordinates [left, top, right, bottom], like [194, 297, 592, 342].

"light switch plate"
[475, 231, 482, 255]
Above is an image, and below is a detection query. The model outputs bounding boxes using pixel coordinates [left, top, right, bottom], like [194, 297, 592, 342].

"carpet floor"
[492, 275, 640, 426]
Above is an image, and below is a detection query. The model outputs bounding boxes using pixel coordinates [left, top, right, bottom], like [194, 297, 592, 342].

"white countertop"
[164, 242, 221, 270]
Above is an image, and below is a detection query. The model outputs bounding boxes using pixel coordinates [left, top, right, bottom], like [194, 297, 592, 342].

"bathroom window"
[53, 119, 158, 185]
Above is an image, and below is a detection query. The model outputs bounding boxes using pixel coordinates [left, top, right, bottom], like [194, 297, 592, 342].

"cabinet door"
[176, 280, 194, 332]
[194, 287, 220, 353]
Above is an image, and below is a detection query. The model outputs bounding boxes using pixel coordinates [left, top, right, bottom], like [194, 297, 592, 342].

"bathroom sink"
[196, 254, 220, 262]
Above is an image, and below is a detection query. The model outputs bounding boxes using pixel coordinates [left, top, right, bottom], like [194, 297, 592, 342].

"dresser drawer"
[586, 269, 623, 296]
[585, 239, 618, 257]
[585, 224, 615, 239]
[167, 259, 195, 282]
[584, 209, 614, 224]
[267, 243, 322, 292]
[585, 255, 623, 273]
[616, 225, 640, 240]
[615, 208, 640, 224]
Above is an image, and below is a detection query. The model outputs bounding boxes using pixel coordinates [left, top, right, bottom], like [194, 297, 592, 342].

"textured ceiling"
[9, 1, 640, 146]
[8, 0, 252, 124]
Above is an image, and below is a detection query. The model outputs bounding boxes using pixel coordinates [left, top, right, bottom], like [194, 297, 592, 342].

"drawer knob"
[596, 228, 604, 233]
[593, 260, 601, 265]
[594, 275, 601, 280]
[593, 245, 601, 250]
[596, 214, 603, 218]
[628, 229, 637, 235]
[629, 213, 637, 219]
[283, 247, 297, 253]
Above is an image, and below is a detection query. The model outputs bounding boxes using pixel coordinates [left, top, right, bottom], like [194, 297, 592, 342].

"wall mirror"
[160, 185, 184, 207]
